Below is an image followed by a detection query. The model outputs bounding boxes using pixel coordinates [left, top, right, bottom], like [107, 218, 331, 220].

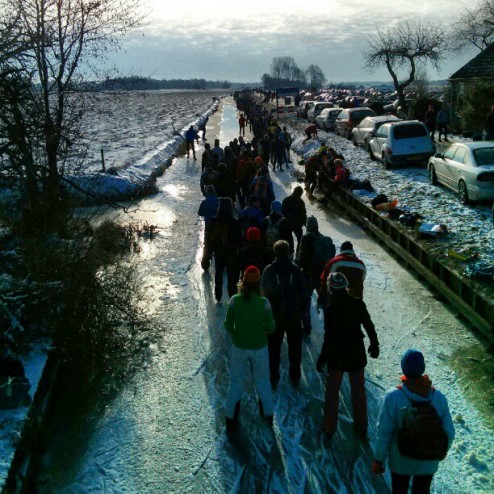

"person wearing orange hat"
[224, 265, 276, 434]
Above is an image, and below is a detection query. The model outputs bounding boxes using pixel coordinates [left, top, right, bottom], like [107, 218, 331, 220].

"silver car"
[428, 142, 494, 204]
[351, 115, 400, 149]
[315, 108, 343, 130]
[307, 102, 334, 123]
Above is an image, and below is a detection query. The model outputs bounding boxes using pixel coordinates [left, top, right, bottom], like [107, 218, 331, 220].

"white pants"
[225, 345, 274, 419]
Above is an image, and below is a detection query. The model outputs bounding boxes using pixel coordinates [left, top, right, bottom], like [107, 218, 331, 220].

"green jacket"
[224, 293, 276, 349]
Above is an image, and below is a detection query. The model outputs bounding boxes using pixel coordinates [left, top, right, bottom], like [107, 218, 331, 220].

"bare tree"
[306, 64, 326, 90]
[0, 0, 144, 231]
[365, 20, 447, 110]
[449, 0, 494, 52]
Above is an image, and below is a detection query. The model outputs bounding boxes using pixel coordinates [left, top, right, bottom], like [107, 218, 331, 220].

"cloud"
[109, 0, 474, 82]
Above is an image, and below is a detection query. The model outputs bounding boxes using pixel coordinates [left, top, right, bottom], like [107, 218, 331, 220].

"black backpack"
[396, 387, 449, 461]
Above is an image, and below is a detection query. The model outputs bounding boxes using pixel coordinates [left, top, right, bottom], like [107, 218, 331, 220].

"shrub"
[457, 81, 494, 133]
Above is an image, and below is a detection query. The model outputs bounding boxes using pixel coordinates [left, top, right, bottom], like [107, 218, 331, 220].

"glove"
[372, 460, 385, 475]
[368, 342, 380, 359]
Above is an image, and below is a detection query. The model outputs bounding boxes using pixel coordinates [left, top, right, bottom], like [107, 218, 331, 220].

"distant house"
[449, 43, 494, 125]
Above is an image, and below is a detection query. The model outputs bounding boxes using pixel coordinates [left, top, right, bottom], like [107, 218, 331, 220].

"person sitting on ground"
[303, 124, 318, 144]
[281, 186, 307, 249]
[317, 272, 379, 441]
[372, 349, 455, 494]
[261, 240, 307, 388]
[334, 159, 351, 187]
[185, 125, 199, 160]
[261, 200, 294, 254]
[224, 265, 276, 434]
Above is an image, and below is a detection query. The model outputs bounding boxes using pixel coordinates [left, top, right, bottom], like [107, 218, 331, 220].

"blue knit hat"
[401, 349, 425, 378]
[271, 200, 282, 213]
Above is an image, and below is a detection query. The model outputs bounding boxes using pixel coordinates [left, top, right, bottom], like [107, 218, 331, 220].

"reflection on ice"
[161, 183, 187, 200]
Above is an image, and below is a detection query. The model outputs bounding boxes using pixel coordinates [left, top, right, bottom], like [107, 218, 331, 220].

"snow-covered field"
[33, 99, 494, 493]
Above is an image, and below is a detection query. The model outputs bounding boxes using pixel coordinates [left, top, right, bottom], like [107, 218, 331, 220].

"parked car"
[428, 142, 494, 204]
[368, 120, 435, 169]
[307, 102, 333, 123]
[351, 115, 401, 149]
[334, 107, 376, 139]
[296, 101, 315, 119]
[315, 108, 343, 130]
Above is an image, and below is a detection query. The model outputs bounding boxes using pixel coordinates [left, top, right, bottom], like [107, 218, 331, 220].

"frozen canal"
[36, 100, 494, 493]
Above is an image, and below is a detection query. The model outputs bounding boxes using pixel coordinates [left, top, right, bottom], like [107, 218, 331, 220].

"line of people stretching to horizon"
[196, 92, 455, 494]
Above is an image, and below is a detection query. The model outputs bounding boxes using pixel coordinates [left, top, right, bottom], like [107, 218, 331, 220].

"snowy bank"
[65, 100, 220, 203]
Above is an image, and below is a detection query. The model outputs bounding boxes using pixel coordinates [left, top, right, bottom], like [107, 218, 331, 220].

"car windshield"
[351, 110, 373, 120]
[473, 147, 494, 166]
[393, 124, 427, 139]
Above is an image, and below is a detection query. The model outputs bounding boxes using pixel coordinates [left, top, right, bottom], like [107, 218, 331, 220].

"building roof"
[449, 43, 494, 80]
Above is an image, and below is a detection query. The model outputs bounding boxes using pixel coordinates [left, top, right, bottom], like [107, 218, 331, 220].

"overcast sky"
[109, 0, 476, 83]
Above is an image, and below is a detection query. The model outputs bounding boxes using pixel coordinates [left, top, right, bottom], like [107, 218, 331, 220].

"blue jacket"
[375, 381, 455, 476]
[185, 127, 198, 142]
[198, 195, 219, 226]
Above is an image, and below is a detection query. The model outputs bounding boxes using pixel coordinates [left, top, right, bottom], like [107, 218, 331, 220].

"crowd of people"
[195, 92, 455, 494]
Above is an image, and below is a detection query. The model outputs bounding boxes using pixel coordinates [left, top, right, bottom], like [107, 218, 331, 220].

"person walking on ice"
[317, 272, 379, 441]
[224, 265, 276, 435]
[372, 349, 455, 494]
[185, 125, 199, 160]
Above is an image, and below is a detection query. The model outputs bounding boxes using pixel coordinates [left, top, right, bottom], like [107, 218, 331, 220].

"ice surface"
[32, 98, 494, 493]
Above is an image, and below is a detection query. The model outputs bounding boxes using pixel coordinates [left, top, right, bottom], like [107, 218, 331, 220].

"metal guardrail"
[330, 187, 494, 341]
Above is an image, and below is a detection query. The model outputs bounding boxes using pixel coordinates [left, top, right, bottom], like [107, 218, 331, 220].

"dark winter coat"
[261, 257, 307, 323]
[296, 232, 321, 291]
[236, 244, 274, 277]
[321, 290, 378, 372]
[198, 195, 219, 227]
[261, 212, 294, 253]
[282, 194, 307, 230]
[206, 215, 242, 262]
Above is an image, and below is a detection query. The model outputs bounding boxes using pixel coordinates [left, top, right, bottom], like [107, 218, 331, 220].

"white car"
[351, 115, 401, 149]
[307, 102, 334, 123]
[368, 120, 435, 168]
[315, 108, 343, 130]
[428, 142, 494, 204]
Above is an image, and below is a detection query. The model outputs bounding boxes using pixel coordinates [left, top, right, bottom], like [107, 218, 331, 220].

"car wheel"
[352, 136, 358, 147]
[346, 129, 352, 140]
[458, 180, 469, 205]
[382, 152, 392, 170]
[369, 147, 376, 160]
[428, 164, 437, 185]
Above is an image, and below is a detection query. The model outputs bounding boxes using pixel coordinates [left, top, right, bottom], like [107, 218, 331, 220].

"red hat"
[254, 156, 264, 166]
[246, 227, 261, 243]
[243, 265, 261, 283]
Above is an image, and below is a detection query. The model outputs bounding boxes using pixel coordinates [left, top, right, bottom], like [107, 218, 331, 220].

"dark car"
[334, 107, 376, 139]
